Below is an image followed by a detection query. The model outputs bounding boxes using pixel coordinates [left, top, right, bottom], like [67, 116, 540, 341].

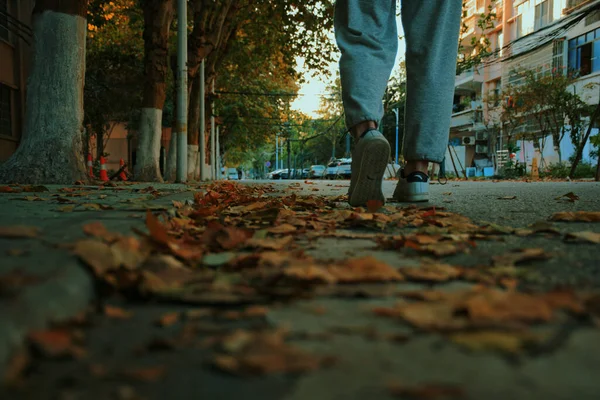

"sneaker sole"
[393, 181, 430, 203]
[349, 139, 390, 207]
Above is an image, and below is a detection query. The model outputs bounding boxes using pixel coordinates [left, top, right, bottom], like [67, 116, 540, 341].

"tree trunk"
[135, 0, 174, 182]
[96, 130, 104, 160]
[164, 59, 178, 182]
[0, 0, 87, 184]
[187, 73, 201, 179]
[569, 101, 600, 179]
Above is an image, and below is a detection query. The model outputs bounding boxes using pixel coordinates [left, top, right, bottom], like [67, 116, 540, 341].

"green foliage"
[456, 1, 497, 74]
[540, 162, 595, 179]
[499, 159, 526, 179]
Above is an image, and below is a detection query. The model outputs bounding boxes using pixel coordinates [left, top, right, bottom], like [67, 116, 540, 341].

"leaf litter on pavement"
[4, 181, 600, 389]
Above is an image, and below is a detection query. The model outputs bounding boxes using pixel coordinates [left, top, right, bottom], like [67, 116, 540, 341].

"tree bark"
[135, 0, 174, 182]
[187, 73, 201, 179]
[569, 101, 600, 179]
[0, 0, 88, 184]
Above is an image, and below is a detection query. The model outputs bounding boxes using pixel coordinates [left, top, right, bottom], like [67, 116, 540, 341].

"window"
[0, 0, 8, 41]
[568, 29, 600, 76]
[586, 10, 600, 26]
[515, 14, 523, 38]
[496, 31, 504, 57]
[534, 0, 553, 30]
[552, 38, 564, 73]
[492, 80, 502, 106]
[0, 84, 12, 137]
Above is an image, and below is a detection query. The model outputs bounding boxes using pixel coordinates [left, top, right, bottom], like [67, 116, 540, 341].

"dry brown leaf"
[3, 349, 29, 384]
[28, 329, 74, 358]
[0, 225, 39, 238]
[104, 305, 133, 319]
[497, 196, 517, 200]
[564, 231, 600, 244]
[156, 312, 180, 327]
[366, 200, 384, 213]
[328, 257, 404, 283]
[212, 330, 334, 376]
[492, 248, 549, 267]
[267, 224, 297, 234]
[463, 290, 553, 323]
[145, 210, 171, 246]
[282, 264, 337, 284]
[245, 235, 294, 250]
[73, 240, 118, 276]
[121, 366, 166, 382]
[401, 262, 461, 283]
[449, 331, 543, 354]
[388, 382, 465, 399]
[82, 221, 121, 242]
[550, 211, 600, 222]
[555, 192, 579, 202]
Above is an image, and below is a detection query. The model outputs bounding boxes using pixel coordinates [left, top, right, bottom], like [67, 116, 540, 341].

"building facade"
[0, 0, 33, 162]
[447, 0, 600, 176]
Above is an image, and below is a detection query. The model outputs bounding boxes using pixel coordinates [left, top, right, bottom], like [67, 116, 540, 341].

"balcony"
[455, 67, 484, 94]
[451, 101, 484, 130]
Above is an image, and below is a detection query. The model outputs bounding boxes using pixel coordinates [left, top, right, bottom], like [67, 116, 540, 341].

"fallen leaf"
[267, 224, 297, 234]
[564, 231, 600, 244]
[550, 211, 600, 222]
[56, 205, 76, 212]
[3, 349, 29, 384]
[497, 196, 517, 200]
[73, 240, 118, 276]
[0, 225, 39, 238]
[104, 305, 133, 319]
[366, 200, 384, 213]
[6, 248, 27, 257]
[156, 312, 180, 327]
[388, 382, 465, 399]
[449, 331, 543, 354]
[401, 262, 461, 283]
[492, 248, 549, 267]
[82, 221, 121, 242]
[245, 235, 294, 250]
[0, 186, 18, 193]
[28, 329, 73, 358]
[328, 257, 404, 283]
[121, 366, 166, 382]
[22, 185, 49, 192]
[555, 192, 579, 202]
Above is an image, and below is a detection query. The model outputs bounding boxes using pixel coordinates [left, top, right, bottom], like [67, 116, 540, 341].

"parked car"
[337, 159, 352, 178]
[325, 160, 342, 179]
[301, 168, 311, 179]
[227, 168, 238, 180]
[308, 165, 326, 179]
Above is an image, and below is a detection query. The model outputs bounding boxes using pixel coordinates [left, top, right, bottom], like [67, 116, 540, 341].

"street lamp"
[392, 108, 399, 164]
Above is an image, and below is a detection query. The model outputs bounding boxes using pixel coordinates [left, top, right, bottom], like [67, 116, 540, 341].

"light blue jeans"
[335, 0, 462, 163]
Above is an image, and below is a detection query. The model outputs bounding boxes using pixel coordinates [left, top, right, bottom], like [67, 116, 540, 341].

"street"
[1, 179, 600, 400]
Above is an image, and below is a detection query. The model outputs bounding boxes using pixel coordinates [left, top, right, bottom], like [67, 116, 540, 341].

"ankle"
[350, 121, 377, 141]
[404, 161, 429, 176]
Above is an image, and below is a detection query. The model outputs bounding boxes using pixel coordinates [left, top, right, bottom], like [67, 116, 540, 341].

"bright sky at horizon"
[291, 16, 406, 118]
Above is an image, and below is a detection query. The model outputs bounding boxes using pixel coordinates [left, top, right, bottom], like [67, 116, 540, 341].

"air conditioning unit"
[462, 136, 476, 145]
[476, 144, 489, 154]
[475, 131, 489, 141]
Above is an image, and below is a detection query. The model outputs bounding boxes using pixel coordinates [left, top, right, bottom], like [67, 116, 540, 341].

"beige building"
[447, 0, 600, 176]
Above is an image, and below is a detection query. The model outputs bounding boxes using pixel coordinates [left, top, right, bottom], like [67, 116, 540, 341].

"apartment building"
[447, 0, 600, 176]
[0, 0, 33, 162]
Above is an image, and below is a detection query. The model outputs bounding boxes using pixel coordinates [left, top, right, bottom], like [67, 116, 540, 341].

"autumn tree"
[0, 0, 88, 184]
[135, 0, 174, 182]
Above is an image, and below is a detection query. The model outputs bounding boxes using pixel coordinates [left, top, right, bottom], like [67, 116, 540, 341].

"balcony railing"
[451, 103, 483, 129]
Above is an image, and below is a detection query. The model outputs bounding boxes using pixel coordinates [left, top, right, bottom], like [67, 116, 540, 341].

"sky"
[291, 16, 406, 118]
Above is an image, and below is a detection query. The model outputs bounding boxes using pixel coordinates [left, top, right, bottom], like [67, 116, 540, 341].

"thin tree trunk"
[0, 0, 87, 184]
[187, 72, 200, 179]
[164, 55, 178, 181]
[135, 0, 174, 182]
[569, 101, 600, 179]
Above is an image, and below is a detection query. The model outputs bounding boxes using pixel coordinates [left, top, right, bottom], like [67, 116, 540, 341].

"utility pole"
[275, 133, 279, 171]
[215, 126, 220, 179]
[287, 138, 291, 179]
[210, 80, 216, 180]
[199, 59, 206, 180]
[175, 0, 188, 183]
[393, 108, 399, 163]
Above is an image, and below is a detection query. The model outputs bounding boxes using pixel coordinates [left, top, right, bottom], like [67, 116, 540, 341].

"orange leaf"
[104, 305, 133, 319]
[366, 200, 383, 213]
[388, 382, 466, 399]
[145, 210, 171, 246]
[28, 329, 73, 357]
[328, 257, 404, 283]
[267, 224, 297, 234]
[550, 211, 600, 222]
[156, 312, 180, 327]
[0, 225, 40, 238]
[121, 366, 166, 382]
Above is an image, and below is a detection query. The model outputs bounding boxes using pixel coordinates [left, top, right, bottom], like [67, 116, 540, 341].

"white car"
[227, 168, 239, 180]
[325, 159, 342, 179]
[308, 165, 326, 178]
[337, 158, 352, 178]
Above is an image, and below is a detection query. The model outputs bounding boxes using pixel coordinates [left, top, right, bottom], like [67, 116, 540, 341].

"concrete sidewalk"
[1, 180, 599, 399]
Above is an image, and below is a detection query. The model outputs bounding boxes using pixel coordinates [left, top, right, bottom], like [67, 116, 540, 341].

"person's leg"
[335, 0, 397, 206]
[394, 0, 462, 201]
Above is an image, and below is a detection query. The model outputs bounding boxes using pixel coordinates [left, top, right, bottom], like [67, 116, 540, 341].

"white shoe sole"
[393, 181, 429, 202]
